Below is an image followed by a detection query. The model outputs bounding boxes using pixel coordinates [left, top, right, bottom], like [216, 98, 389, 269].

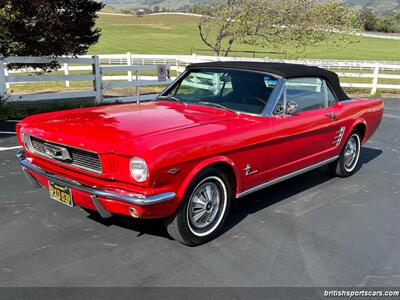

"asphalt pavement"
[0, 99, 399, 287]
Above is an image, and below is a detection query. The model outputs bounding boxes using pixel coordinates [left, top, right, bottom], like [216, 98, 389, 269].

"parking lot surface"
[0, 99, 399, 287]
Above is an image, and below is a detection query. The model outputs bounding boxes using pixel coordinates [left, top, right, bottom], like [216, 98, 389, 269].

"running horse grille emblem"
[43, 143, 72, 161]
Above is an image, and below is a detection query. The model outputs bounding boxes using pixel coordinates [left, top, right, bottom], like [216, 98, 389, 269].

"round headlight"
[129, 157, 148, 183]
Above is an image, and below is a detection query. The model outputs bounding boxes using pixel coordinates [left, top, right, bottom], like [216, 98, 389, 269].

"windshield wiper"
[156, 95, 183, 103]
[197, 102, 237, 114]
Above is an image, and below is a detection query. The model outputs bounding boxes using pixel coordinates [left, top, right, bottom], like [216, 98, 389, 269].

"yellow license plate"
[49, 182, 74, 207]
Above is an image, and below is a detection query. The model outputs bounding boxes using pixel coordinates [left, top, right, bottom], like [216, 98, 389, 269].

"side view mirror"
[286, 101, 299, 115]
[274, 103, 285, 115]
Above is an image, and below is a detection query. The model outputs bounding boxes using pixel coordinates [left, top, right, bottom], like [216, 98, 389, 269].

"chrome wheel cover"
[344, 134, 361, 172]
[186, 176, 227, 237]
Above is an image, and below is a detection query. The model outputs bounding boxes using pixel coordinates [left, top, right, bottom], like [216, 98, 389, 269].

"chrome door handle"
[325, 112, 337, 121]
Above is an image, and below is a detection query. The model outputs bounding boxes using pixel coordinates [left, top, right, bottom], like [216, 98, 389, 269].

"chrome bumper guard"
[16, 151, 176, 209]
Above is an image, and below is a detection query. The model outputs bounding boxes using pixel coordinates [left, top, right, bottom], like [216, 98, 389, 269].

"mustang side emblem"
[43, 143, 72, 161]
[244, 164, 258, 176]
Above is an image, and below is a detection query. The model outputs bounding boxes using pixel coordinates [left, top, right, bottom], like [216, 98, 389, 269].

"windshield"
[162, 68, 278, 115]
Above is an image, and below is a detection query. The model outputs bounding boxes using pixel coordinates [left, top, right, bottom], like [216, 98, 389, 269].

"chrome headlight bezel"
[20, 132, 34, 152]
[129, 157, 149, 183]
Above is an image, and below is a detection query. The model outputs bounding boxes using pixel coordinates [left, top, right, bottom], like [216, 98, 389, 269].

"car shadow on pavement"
[86, 213, 172, 239]
[85, 147, 382, 243]
[221, 147, 383, 236]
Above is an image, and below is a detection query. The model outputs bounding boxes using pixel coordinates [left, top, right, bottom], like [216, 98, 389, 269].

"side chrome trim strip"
[237, 156, 339, 198]
[17, 151, 176, 206]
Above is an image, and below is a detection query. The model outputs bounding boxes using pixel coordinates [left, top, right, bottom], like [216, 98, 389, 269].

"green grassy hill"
[89, 14, 400, 61]
[103, 0, 400, 13]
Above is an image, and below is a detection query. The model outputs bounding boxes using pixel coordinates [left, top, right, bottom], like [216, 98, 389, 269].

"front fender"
[176, 156, 242, 200]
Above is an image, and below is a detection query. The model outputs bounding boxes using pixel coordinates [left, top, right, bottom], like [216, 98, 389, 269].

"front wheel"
[329, 129, 362, 177]
[165, 167, 232, 246]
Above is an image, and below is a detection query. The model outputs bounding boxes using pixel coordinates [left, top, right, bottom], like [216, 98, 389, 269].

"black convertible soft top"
[187, 61, 349, 101]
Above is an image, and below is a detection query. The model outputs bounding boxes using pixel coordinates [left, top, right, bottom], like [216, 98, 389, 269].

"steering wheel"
[242, 95, 266, 106]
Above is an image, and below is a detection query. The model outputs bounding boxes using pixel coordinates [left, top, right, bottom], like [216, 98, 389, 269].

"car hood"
[19, 102, 236, 153]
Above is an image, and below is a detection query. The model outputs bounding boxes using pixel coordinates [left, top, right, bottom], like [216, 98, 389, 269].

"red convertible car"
[16, 62, 383, 245]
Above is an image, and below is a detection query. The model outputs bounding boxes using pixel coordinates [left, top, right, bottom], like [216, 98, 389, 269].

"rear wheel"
[165, 167, 232, 246]
[329, 129, 362, 177]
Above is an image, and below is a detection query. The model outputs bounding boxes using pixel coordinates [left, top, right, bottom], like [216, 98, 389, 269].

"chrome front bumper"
[16, 151, 176, 208]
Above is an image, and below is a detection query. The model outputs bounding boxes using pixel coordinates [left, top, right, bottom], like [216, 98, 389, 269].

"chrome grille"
[29, 136, 102, 174]
[30, 138, 46, 153]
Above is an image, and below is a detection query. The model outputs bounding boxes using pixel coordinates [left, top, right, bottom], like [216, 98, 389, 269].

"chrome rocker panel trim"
[16, 151, 176, 207]
[237, 156, 339, 198]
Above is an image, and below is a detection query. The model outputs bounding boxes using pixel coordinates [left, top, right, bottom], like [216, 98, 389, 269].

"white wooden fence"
[0, 54, 172, 103]
[1, 53, 400, 104]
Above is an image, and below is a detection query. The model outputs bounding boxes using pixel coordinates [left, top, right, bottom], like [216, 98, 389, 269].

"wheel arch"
[176, 156, 241, 200]
[351, 119, 368, 144]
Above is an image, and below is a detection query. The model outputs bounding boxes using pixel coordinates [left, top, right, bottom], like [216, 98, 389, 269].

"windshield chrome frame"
[262, 78, 286, 116]
[159, 69, 189, 96]
[159, 67, 286, 117]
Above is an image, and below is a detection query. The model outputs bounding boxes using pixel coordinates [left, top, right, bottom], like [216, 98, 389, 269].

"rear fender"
[350, 118, 368, 144]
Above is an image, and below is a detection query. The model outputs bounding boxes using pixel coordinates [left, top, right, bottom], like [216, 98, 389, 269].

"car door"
[267, 77, 336, 181]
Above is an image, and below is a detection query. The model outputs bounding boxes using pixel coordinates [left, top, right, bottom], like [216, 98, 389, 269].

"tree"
[357, 9, 400, 33]
[188, 5, 204, 14]
[390, 11, 400, 33]
[197, 0, 362, 57]
[375, 10, 400, 33]
[0, 0, 103, 67]
[197, 0, 257, 56]
[360, 9, 378, 32]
